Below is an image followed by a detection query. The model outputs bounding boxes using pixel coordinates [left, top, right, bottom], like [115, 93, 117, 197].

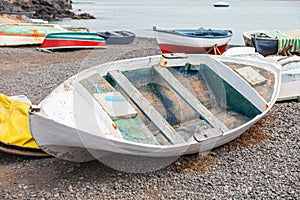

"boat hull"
[39, 32, 107, 50]
[279, 79, 300, 101]
[30, 108, 266, 161]
[158, 43, 228, 54]
[105, 36, 135, 45]
[39, 39, 107, 50]
[252, 37, 278, 57]
[0, 35, 45, 46]
[213, 4, 230, 7]
[214, 5, 229, 7]
[278, 59, 300, 101]
[97, 31, 135, 44]
[153, 27, 232, 55]
[0, 23, 67, 46]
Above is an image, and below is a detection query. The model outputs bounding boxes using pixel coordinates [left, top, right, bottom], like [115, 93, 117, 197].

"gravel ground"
[0, 38, 299, 199]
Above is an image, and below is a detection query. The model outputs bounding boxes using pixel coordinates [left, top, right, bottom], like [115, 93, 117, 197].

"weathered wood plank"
[153, 65, 229, 132]
[108, 70, 185, 144]
[235, 66, 267, 87]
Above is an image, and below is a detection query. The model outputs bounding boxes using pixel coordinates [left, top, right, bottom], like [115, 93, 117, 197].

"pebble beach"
[0, 38, 299, 199]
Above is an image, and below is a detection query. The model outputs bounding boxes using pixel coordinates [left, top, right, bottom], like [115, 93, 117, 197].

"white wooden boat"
[0, 23, 87, 46]
[268, 55, 300, 101]
[0, 23, 68, 46]
[213, 2, 230, 7]
[29, 54, 280, 171]
[224, 47, 300, 101]
[153, 26, 233, 55]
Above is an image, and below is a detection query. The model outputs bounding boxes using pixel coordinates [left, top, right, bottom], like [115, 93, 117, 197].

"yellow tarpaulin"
[0, 94, 39, 149]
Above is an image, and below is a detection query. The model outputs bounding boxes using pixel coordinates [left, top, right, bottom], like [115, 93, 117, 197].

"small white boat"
[224, 47, 300, 101]
[0, 23, 88, 46]
[213, 2, 230, 7]
[268, 55, 300, 101]
[0, 23, 68, 46]
[29, 53, 281, 172]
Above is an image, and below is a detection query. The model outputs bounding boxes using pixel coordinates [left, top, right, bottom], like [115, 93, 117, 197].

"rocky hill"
[0, 0, 94, 21]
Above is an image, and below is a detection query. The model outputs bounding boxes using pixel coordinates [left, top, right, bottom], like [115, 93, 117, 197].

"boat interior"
[78, 60, 274, 146]
[173, 29, 232, 38]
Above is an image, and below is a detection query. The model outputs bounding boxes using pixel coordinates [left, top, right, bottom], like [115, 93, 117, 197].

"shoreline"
[0, 38, 299, 199]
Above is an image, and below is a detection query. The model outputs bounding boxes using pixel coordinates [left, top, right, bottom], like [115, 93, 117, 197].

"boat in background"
[213, 2, 230, 7]
[38, 32, 107, 51]
[243, 29, 300, 56]
[268, 55, 300, 101]
[30, 18, 48, 24]
[153, 26, 233, 55]
[243, 30, 266, 47]
[97, 30, 135, 44]
[252, 34, 278, 57]
[28, 53, 280, 172]
[224, 47, 300, 101]
[0, 23, 69, 46]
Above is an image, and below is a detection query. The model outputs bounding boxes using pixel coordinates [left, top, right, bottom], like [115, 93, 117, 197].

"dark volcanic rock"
[0, 0, 95, 21]
[71, 12, 96, 20]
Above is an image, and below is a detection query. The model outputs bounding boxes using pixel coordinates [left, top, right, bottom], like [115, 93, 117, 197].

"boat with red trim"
[39, 32, 107, 51]
[153, 26, 233, 55]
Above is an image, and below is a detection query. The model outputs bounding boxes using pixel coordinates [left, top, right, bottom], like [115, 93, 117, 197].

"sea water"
[61, 0, 300, 45]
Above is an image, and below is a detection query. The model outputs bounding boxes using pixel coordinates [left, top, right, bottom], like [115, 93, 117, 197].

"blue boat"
[252, 34, 278, 57]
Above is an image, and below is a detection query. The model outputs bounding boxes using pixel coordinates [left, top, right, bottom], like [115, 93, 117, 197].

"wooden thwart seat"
[153, 65, 229, 133]
[108, 70, 185, 144]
